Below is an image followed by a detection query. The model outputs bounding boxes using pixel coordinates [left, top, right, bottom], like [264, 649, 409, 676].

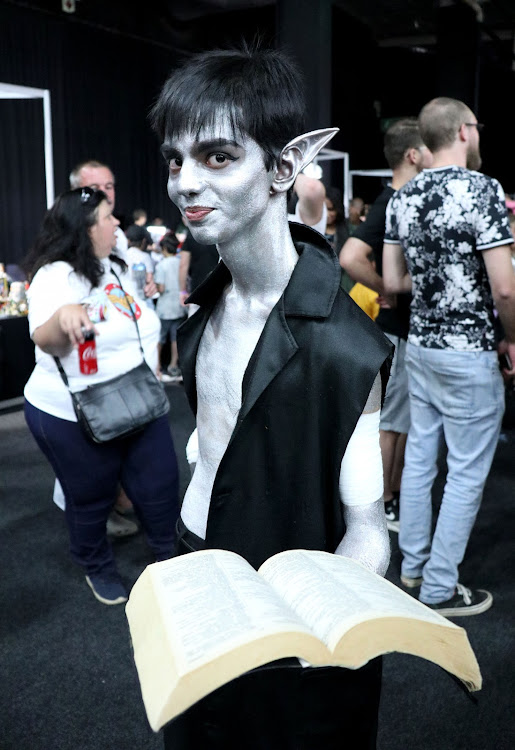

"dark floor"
[1, 385, 514, 750]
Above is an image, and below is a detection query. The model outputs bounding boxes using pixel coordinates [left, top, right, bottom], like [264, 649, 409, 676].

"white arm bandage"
[186, 428, 199, 466]
[339, 409, 384, 506]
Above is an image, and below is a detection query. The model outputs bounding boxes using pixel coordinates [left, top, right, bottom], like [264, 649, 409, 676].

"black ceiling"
[164, 0, 515, 41]
[9, 0, 515, 54]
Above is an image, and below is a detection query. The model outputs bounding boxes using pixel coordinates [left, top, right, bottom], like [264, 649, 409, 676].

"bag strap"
[54, 354, 72, 391]
[53, 265, 147, 385]
[110, 266, 145, 356]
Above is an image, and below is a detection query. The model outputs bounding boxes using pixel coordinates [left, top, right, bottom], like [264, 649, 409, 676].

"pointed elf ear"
[271, 127, 339, 194]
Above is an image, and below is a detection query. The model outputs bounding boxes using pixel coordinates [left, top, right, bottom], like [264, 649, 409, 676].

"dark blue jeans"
[25, 401, 179, 577]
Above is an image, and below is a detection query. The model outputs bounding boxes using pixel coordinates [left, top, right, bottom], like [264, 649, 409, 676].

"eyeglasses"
[464, 122, 484, 133]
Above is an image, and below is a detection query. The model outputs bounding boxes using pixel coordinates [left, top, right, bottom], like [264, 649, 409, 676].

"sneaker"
[160, 372, 175, 383]
[426, 584, 493, 617]
[106, 509, 139, 537]
[167, 365, 183, 382]
[400, 574, 423, 589]
[85, 573, 128, 605]
[384, 496, 399, 532]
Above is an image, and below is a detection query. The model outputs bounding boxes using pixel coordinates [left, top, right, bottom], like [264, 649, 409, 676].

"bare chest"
[196, 303, 266, 429]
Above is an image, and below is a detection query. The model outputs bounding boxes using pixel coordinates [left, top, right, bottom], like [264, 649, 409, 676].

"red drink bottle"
[78, 330, 98, 375]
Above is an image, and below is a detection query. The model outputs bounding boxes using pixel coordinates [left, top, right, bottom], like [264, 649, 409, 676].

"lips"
[184, 206, 214, 222]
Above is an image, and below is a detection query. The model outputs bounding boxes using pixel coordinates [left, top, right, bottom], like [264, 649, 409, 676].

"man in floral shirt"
[383, 97, 515, 617]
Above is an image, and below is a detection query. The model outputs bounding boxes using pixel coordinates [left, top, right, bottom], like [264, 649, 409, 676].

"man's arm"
[293, 173, 326, 227]
[339, 237, 385, 295]
[383, 242, 412, 293]
[335, 375, 390, 576]
[179, 249, 191, 305]
[482, 244, 515, 374]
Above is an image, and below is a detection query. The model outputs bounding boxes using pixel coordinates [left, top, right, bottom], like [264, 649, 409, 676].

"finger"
[73, 313, 94, 346]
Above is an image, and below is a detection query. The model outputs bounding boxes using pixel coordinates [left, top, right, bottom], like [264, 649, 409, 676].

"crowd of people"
[341, 98, 515, 617]
[17, 43, 515, 749]
[22, 100, 515, 614]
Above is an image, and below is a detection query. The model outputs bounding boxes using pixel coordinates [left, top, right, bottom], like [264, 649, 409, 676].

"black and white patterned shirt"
[384, 166, 512, 351]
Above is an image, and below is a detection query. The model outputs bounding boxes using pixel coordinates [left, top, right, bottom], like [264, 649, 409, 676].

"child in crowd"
[125, 225, 155, 308]
[154, 233, 186, 382]
[125, 225, 153, 274]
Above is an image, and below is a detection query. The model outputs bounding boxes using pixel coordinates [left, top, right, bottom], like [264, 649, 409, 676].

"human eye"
[168, 157, 183, 175]
[206, 152, 235, 169]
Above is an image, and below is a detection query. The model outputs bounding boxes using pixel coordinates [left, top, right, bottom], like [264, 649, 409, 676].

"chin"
[187, 225, 221, 246]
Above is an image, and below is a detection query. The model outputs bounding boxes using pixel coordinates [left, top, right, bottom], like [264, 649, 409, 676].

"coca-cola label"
[79, 339, 98, 374]
[81, 345, 96, 360]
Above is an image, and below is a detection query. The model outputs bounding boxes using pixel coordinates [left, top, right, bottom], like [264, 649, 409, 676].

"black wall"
[0, 2, 180, 265]
[1, 0, 514, 267]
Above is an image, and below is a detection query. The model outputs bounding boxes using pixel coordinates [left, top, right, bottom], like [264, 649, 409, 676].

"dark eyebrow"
[160, 143, 181, 162]
[193, 138, 242, 153]
[160, 138, 242, 163]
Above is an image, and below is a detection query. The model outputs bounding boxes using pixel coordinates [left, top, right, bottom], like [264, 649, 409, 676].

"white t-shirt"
[154, 256, 185, 320]
[126, 246, 154, 274]
[288, 200, 327, 235]
[114, 227, 129, 262]
[24, 259, 160, 421]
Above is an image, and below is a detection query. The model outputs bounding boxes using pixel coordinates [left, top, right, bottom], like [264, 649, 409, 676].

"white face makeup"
[162, 118, 275, 247]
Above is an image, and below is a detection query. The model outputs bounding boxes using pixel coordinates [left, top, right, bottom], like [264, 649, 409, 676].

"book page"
[148, 549, 316, 671]
[260, 550, 458, 652]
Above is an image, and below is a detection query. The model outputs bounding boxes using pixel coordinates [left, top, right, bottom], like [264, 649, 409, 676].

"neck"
[430, 144, 467, 169]
[217, 197, 298, 298]
[391, 164, 418, 191]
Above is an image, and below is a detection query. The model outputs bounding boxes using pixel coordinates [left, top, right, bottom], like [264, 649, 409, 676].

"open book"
[126, 548, 481, 732]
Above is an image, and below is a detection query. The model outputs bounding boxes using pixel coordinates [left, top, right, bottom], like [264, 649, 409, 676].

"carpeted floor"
[1, 385, 514, 750]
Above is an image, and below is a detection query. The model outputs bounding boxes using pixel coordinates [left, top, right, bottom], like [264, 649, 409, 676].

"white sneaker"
[167, 366, 183, 382]
[426, 584, 493, 617]
[106, 510, 139, 537]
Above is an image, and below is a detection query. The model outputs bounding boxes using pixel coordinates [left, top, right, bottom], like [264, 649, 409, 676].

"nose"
[172, 158, 204, 198]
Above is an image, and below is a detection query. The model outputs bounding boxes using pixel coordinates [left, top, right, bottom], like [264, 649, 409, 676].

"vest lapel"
[236, 300, 298, 426]
[177, 261, 232, 414]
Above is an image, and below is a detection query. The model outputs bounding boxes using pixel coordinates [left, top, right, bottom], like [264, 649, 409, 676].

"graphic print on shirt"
[81, 290, 107, 323]
[104, 283, 142, 320]
[385, 166, 512, 351]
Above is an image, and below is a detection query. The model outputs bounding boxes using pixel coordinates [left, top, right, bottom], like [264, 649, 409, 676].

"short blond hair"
[418, 97, 472, 153]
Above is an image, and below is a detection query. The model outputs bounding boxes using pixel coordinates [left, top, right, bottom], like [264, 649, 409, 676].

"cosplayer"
[152, 46, 393, 749]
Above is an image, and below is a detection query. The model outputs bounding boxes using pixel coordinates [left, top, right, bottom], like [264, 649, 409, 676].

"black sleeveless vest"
[178, 224, 393, 569]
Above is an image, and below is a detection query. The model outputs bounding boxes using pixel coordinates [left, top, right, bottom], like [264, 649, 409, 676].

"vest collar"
[186, 223, 340, 319]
